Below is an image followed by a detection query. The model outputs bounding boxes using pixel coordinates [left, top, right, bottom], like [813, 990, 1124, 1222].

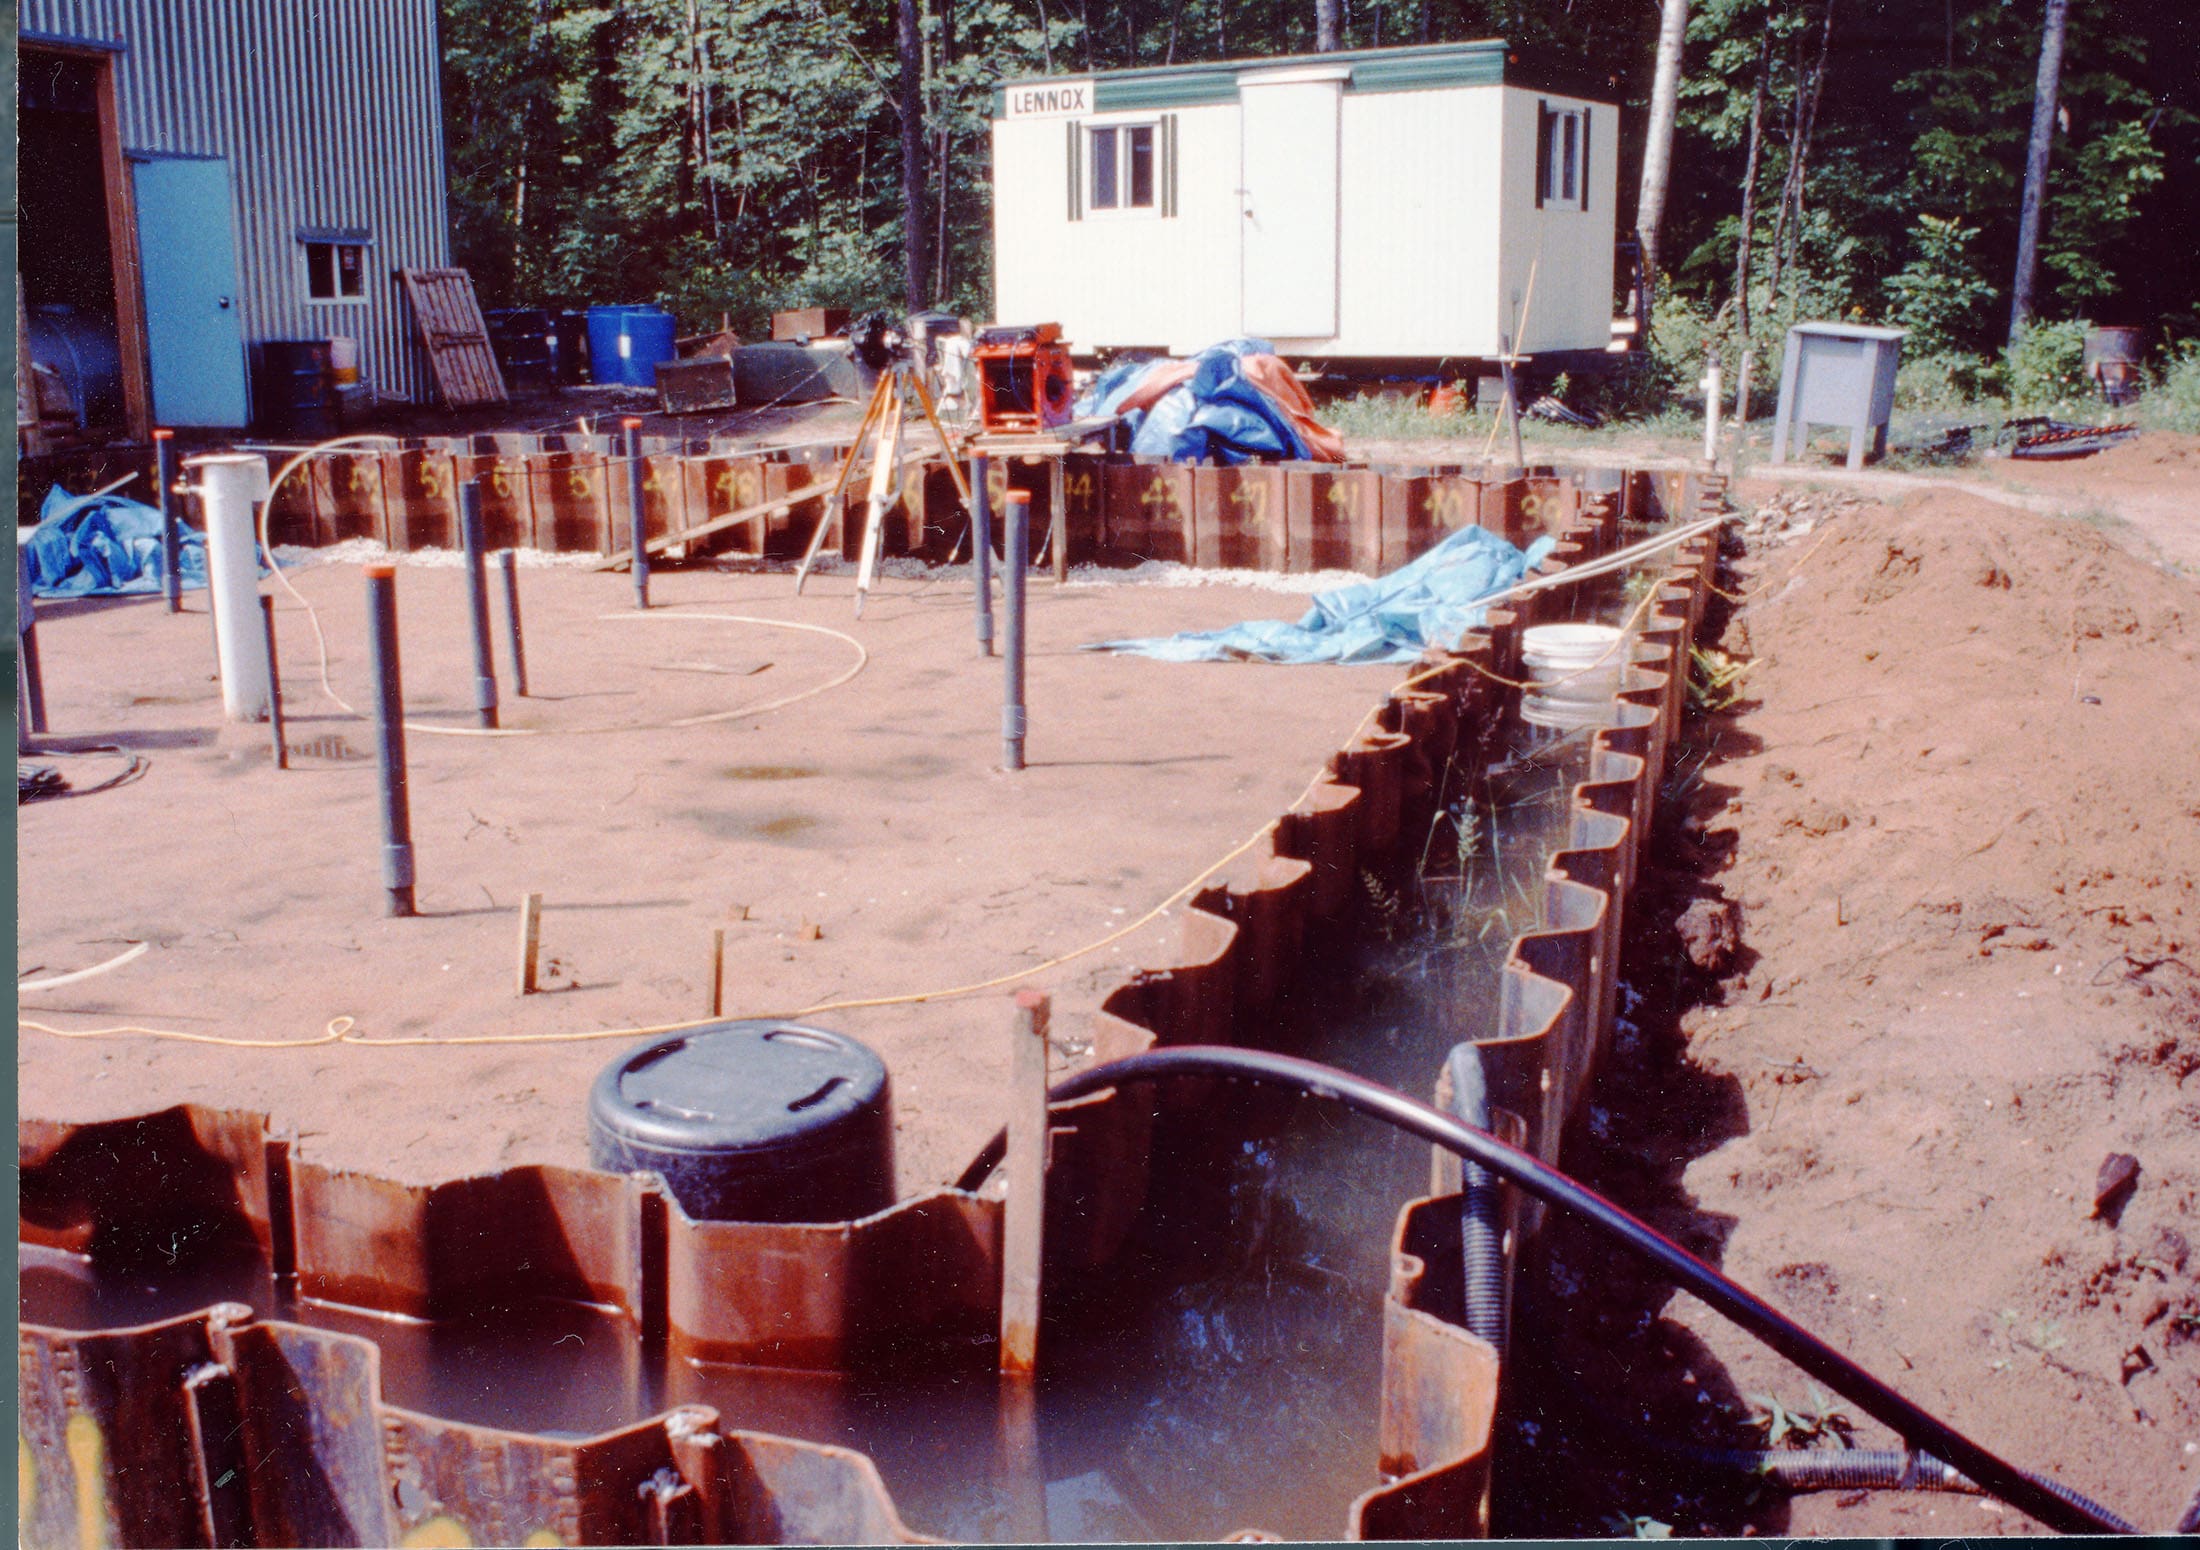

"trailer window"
[1538, 107, 1588, 212]
[1089, 124, 1157, 211]
[304, 241, 367, 301]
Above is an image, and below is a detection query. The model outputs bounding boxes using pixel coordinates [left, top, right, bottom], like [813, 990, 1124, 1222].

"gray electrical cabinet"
[1769, 323, 1906, 469]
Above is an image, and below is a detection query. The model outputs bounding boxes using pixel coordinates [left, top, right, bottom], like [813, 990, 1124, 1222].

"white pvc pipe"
[189, 452, 273, 722]
[1701, 363, 1724, 465]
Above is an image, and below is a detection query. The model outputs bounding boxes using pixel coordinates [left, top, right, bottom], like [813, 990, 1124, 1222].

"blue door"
[132, 156, 250, 426]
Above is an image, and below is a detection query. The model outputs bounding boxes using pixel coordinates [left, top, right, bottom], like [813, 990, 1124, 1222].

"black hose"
[983, 1045, 2135, 1535]
[1443, 1042, 1509, 1350]
[1538, 1351, 2136, 1522]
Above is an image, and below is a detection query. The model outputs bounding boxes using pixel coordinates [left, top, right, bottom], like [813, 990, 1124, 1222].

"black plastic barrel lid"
[597, 1020, 888, 1157]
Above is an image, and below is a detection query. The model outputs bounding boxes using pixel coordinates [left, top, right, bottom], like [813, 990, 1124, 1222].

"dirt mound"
[2011, 428, 2200, 489]
[1508, 488, 2200, 1536]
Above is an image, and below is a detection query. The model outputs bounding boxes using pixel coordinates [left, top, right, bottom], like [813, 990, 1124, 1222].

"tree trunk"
[897, 0, 927, 310]
[1731, 22, 1771, 427]
[1034, 0, 1053, 74]
[1764, 0, 1834, 320]
[1634, 0, 1690, 288]
[1316, 0, 1342, 51]
[935, 0, 954, 300]
[2008, 0, 2070, 341]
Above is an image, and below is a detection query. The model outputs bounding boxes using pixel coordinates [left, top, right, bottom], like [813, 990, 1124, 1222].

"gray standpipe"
[18, 547, 48, 738]
[624, 418, 651, 610]
[500, 549, 529, 697]
[154, 429, 182, 614]
[364, 565, 417, 917]
[458, 480, 499, 729]
[1003, 489, 1029, 771]
[971, 453, 995, 657]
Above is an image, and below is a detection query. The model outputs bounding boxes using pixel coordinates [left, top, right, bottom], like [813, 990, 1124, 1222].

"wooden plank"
[593, 475, 835, 571]
[399, 268, 509, 408]
[1000, 989, 1050, 1375]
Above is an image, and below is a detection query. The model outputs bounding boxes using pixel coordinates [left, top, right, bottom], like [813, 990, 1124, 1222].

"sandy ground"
[1745, 431, 2200, 579]
[1500, 437, 2200, 1536]
[17, 555, 1401, 1190]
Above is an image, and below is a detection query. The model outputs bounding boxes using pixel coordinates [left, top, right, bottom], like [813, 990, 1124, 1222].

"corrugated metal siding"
[21, 0, 452, 408]
[19, 0, 124, 44]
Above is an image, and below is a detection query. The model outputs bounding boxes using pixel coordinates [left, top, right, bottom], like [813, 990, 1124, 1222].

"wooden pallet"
[397, 268, 509, 408]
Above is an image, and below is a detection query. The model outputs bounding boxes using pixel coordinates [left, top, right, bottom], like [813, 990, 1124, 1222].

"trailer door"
[1238, 69, 1344, 340]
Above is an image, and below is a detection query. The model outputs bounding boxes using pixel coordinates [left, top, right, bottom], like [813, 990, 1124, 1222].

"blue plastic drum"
[585, 305, 678, 387]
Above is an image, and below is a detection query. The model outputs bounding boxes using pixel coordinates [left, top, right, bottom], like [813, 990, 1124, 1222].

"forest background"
[437, 0, 2200, 416]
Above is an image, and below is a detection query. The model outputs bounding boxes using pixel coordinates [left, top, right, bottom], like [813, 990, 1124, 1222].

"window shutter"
[1580, 108, 1592, 212]
[1534, 100, 1550, 210]
[1163, 114, 1180, 217]
[1068, 122, 1083, 221]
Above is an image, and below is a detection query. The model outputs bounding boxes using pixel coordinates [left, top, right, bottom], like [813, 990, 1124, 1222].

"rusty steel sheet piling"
[16, 483, 1720, 1545]
[17, 1304, 928, 1550]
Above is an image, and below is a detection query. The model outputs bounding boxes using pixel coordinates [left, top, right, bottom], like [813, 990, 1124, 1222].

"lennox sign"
[1004, 79, 1093, 118]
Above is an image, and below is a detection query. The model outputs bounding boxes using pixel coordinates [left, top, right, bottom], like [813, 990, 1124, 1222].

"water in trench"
[20, 717, 1605, 1543]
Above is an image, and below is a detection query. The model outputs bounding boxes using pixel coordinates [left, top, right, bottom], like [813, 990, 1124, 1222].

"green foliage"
[1893, 350, 1996, 412]
[2003, 319, 2091, 410]
[430, 0, 2198, 424]
[1748, 1383, 1856, 1448]
[2138, 343, 2200, 435]
[1883, 215, 1995, 356]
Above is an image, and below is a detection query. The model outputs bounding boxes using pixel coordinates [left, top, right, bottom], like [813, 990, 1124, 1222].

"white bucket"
[329, 335, 361, 386]
[1520, 623, 1625, 731]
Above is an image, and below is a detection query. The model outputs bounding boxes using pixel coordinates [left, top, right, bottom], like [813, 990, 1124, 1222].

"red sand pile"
[1523, 484, 2199, 1535]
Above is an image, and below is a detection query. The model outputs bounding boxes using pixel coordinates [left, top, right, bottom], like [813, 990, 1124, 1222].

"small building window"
[1537, 106, 1589, 212]
[304, 241, 367, 301]
[1089, 124, 1156, 211]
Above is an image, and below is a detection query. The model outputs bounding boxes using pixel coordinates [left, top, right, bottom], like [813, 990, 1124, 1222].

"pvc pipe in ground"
[624, 419, 650, 610]
[154, 430, 181, 614]
[500, 549, 529, 697]
[1003, 490, 1029, 772]
[187, 452, 273, 721]
[365, 565, 417, 918]
[458, 481, 499, 730]
[971, 453, 994, 657]
[1701, 363, 1724, 465]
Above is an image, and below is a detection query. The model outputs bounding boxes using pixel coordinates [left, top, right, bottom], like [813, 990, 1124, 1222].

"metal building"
[18, 0, 452, 437]
[991, 40, 1621, 373]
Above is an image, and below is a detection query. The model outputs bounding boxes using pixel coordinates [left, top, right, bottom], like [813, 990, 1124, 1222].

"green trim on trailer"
[991, 39, 1515, 118]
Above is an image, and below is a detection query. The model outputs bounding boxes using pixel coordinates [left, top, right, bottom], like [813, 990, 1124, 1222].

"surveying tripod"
[793, 357, 974, 617]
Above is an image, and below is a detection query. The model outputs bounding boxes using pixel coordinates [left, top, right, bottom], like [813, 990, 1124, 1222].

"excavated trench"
[18, 466, 1722, 1548]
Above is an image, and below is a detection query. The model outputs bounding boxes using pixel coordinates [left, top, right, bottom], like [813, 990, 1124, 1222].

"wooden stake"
[1000, 988, 1050, 1376]
[516, 892, 543, 995]
[708, 926, 726, 1017]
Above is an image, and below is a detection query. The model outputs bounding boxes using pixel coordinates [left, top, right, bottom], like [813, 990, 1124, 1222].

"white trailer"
[991, 41, 1621, 373]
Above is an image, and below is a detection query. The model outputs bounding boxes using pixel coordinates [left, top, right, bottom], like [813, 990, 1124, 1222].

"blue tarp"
[24, 486, 210, 599]
[1091, 524, 1557, 664]
[1076, 338, 1316, 465]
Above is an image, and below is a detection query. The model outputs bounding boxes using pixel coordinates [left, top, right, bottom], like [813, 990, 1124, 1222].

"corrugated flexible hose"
[1443, 1041, 1510, 1351]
